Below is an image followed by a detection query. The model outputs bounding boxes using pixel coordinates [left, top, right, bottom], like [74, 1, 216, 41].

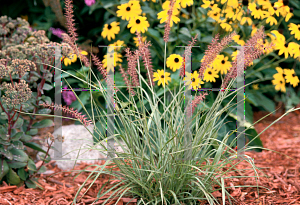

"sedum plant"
[0, 15, 76, 187]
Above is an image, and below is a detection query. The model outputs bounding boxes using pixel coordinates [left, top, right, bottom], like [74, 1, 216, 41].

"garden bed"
[1, 109, 300, 204]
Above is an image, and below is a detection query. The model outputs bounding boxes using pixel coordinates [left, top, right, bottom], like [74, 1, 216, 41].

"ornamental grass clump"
[62, 28, 274, 205]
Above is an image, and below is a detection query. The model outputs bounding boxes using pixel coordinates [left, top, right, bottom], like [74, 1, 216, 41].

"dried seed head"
[11, 59, 36, 76]
[1, 80, 32, 107]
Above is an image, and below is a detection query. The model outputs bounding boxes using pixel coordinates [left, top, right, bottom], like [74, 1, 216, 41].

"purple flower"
[62, 86, 77, 106]
[85, 0, 95, 6]
[49, 27, 66, 39]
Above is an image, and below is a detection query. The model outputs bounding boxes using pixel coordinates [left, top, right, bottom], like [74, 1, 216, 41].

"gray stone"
[38, 124, 127, 170]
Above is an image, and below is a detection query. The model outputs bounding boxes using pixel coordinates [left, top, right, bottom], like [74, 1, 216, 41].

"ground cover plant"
[0, 15, 77, 187]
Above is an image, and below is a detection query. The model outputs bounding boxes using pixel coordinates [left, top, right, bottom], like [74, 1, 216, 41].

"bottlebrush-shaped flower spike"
[40, 102, 93, 127]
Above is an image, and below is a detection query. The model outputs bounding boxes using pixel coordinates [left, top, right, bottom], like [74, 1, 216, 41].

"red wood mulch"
[1, 108, 300, 204]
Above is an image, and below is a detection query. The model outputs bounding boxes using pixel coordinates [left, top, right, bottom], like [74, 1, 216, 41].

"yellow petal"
[80, 51, 88, 55]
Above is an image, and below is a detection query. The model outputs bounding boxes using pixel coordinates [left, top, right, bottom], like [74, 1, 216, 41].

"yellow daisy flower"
[102, 52, 123, 72]
[219, 19, 232, 32]
[274, 40, 292, 59]
[265, 13, 277, 26]
[108, 40, 125, 52]
[288, 42, 300, 59]
[63, 51, 88, 66]
[203, 67, 219, 82]
[157, 1, 181, 28]
[127, 16, 150, 34]
[183, 71, 204, 90]
[153, 69, 171, 88]
[178, 0, 193, 8]
[272, 69, 286, 92]
[284, 69, 299, 87]
[252, 84, 259, 90]
[240, 17, 253, 26]
[207, 10, 221, 21]
[201, 0, 215, 9]
[288, 23, 300, 41]
[166, 54, 183, 72]
[101, 22, 120, 41]
[213, 55, 232, 75]
[117, 0, 142, 21]
[232, 35, 245, 46]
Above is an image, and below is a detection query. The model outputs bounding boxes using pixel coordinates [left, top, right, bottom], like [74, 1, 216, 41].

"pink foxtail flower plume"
[163, 0, 175, 42]
[125, 47, 140, 87]
[40, 102, 93, 127]
[136, 32, 155, 86]
[186, 92, 209, 115]
[119, 65, 136, 96]
[198, 31, 236, 79]
[64, 0, 78, 44]
[221, 26, 273, 88]
[63, 0, 90, 67]
[179, 34, 198, 78]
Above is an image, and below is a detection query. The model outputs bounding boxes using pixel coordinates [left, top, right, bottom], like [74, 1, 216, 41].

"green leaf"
[18, 168, 28, 181]
[0, 138, 11, 145]
[146, 28, 161, 41]
[179, 27, 191, 38]
[20, 134, 32, 142]
[32, 119, 54, 129]
[37, 165, 47, 174]
[0, 124, 7, 135]
[71, 92, 90, 113]
[42, 83, 53, 91]
[10, 141, 24, 150]
[0, 159, 9, 181]
[11, 132, 24, 141]
[7, 161, 27, 169]
[7, 168, 21, 185]
[251, 91, 275, 112]
[12, 118, 23, 129]
[24, 142, 47, 154]
[0, 147, 13, 160]
[37, 108, 52, 114]
[10, 148, 28, 162]
[245, 128, 263, 152]
[25, 128, 38, 136]
[27, 159, 37, 171]
[25, 179, 37, 188]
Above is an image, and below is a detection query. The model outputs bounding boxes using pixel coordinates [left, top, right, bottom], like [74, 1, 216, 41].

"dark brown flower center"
[242, 0, 248, 6]
[256, 5, 259, 10]
[107, 24, 112, 30]
[136, 19, 141, 24]
[126, 6, 131, 11]
[280, 80, 283, 84]
[210, 2, 214, 6]
[290, 7, 294, 13]
[285, 43, 288, 48]
[221, 60, 225, 64]
[174, 58, 179, 63]
[292, 73, 295, 77]
[214, 13, 218, 16]
[208, 71, 212, 75]
[161, 75, 164, 78]
[192, 78, 195, 82]
[283, 0, 289, 6]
